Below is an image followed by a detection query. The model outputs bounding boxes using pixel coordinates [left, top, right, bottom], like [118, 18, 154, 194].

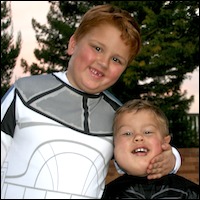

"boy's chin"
[129, 162, 150, 177]
[126, 167, 148, 177]
[128, 172, 148, 177]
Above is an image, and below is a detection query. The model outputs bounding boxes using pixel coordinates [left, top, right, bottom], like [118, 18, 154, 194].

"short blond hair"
[113, 99, 170, 137]
[73, 4, 141, 64]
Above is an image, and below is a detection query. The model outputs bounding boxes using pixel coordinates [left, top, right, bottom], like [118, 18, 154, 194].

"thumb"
[161, 143, 171, 151]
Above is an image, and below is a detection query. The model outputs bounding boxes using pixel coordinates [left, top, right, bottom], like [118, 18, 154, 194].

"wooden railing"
[187, 113, 199, 140]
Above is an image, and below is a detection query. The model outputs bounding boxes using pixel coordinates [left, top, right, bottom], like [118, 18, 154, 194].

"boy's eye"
[112, 57, 121, 64]
[95, 46, 101, 52]
[123, 132, 132, 136]
[144, 131, 153, 134]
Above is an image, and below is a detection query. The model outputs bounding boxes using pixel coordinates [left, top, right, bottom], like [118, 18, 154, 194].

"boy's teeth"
[134, 148, 148, 153]
[91, 68, 103, 77]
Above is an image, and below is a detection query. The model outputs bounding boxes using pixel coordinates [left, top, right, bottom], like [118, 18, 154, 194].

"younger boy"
[102, 99, 199, 199]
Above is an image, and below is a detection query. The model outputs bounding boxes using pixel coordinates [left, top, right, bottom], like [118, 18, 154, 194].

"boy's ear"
[67, 35, 76, 55]
[164, 135, 171, 144]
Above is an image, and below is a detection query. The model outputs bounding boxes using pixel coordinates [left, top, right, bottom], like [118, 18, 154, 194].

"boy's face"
[66, 23, 130, 94]
[113, 110, 170, 177]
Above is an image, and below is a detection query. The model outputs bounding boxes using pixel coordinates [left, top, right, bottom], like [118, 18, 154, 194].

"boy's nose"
[97, 55, 109, 68]
[134, 134, 143, 142]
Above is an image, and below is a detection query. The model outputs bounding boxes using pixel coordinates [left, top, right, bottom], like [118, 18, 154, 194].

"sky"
[10, 1, 199, 113]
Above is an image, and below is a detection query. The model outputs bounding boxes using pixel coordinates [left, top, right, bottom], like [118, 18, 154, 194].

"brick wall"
[177, 148, 199, 184]
[106, 148, 199, 185]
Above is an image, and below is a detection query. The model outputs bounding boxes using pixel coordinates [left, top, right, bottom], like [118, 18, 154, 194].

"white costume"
[1, 72, 181, 199]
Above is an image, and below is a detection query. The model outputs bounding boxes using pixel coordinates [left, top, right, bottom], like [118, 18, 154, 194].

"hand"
[146, 143, 175, 179]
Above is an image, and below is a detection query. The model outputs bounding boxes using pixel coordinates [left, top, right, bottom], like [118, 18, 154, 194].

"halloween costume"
[102, 174, 199, 199]
[1, 72, 120, 199]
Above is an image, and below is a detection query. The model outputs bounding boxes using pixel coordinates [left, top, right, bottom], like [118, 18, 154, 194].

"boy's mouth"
[132, 148, 149, 155]
[90, 67, 104, 77]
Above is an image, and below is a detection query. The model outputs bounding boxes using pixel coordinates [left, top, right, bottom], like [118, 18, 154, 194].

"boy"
[1, 4, 180, 199]
[102, 99, 199, 199]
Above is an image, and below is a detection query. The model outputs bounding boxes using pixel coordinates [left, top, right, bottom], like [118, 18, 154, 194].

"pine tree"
[21, 1, 105, 74]
[109, 1, 199, 147]
[1, 1, 21, 97]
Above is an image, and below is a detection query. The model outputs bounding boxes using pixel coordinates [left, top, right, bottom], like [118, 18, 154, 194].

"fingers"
[147, 163, 165, 180]
[147, 162, 160, 171]
[149, 154, 163, 165]
[147, 162, 162, 174]
[147, 153, 168, 179]
[147, 173, 162, 179]
[147, 144, 175, 180]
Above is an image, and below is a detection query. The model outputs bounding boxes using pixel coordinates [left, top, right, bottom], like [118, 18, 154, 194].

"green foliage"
[1, 1, 21, 97]
[109, 1, 199, 147]
[21, 1, 109, 74]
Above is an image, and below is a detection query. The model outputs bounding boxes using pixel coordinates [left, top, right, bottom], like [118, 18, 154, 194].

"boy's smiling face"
[113, 110, 171, 177]
[66, 23, 131, 94]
